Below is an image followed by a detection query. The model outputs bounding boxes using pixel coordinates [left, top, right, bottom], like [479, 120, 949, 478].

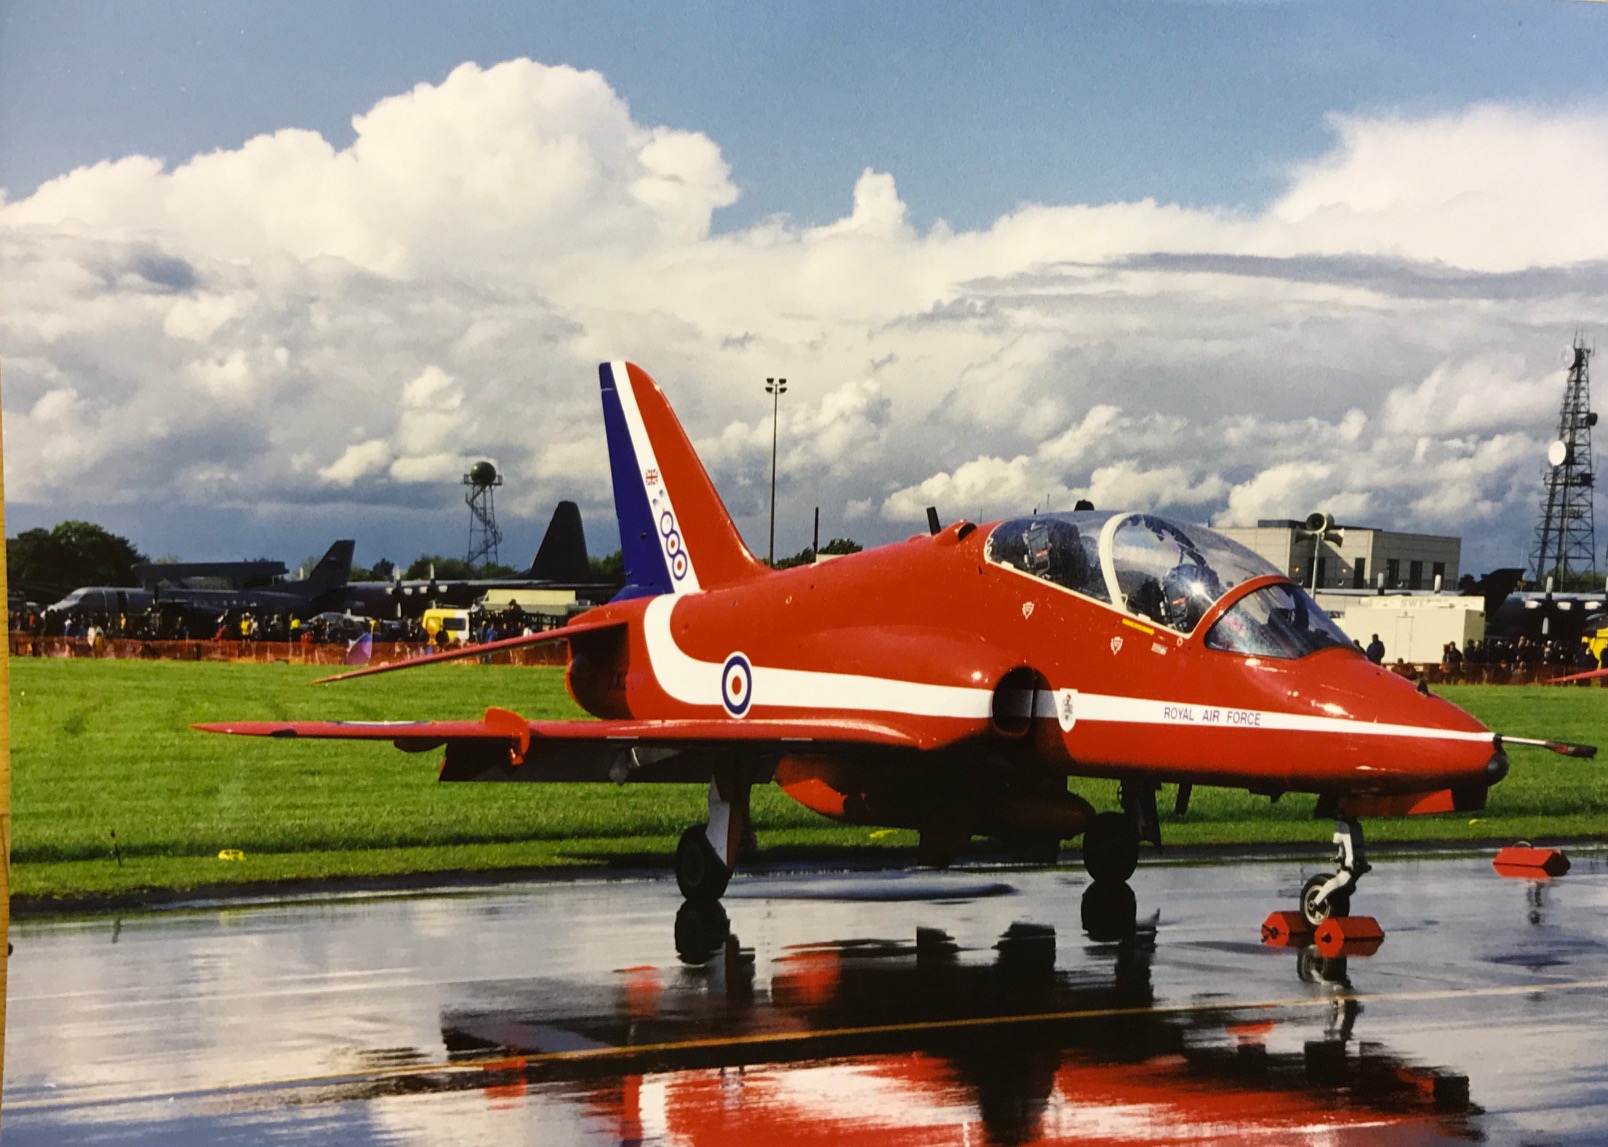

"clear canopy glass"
[986, 510, 1350, 654]
[985, 514, 1110, 603]
[1203, 583, 1355, 659]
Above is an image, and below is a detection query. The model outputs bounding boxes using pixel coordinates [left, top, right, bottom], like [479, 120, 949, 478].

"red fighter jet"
[199, 362, 1595, 925]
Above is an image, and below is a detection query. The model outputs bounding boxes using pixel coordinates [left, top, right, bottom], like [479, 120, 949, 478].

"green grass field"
[9, 658, 1608, 904]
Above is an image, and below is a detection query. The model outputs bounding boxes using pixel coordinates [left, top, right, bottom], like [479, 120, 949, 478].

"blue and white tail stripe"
[600, 361, 700, 598]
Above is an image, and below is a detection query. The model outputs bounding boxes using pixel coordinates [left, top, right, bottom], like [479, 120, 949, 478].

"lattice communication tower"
[1528, 335, 1599, 588]
[464, 460, 504, 570]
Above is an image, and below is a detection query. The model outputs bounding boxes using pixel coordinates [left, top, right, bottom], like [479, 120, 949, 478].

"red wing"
[195, 709, 923, 753]
[195, 708, 927, 784]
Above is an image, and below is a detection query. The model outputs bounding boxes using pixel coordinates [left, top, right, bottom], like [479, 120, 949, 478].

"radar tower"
[1528, 334, 1598, 588]
[463, 461, 504, 570]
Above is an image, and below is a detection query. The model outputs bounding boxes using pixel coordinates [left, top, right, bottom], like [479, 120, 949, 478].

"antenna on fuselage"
[926, 506, 941, 535]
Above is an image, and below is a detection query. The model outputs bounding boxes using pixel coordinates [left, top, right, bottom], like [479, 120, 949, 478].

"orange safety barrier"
[6, 634, 566, 667]
[8, 632, 1589, 682]
[1492, 845, 1571, 878]
[1391, 662, 1602, 686]
[1313, 915, 1385, 958]
[1259, 911, 1312, 946]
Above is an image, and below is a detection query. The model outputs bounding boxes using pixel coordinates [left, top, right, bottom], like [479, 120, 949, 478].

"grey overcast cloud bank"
[5, 59, 1608, 574]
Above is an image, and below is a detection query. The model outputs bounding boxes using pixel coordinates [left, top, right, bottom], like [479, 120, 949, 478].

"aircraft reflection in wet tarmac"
[422, 885, 1474, 1147]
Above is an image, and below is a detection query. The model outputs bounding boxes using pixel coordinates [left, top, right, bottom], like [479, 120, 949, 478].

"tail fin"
[528, 500, 592, 582]
[303, 540, 356, 593]
[599, 362, 766, 597]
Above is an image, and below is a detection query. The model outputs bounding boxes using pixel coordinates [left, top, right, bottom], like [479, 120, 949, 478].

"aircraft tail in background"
[527, 501, 592, 583]
[302, 539, 356, 593]
[599, 362, 768, 599]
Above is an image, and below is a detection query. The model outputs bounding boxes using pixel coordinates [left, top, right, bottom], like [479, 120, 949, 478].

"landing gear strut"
[676, 769, 752, 903]
[675, 825, 730, 903]
[1299, 817, 1370, 927]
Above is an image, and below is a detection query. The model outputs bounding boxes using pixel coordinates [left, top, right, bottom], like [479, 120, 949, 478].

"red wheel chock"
[1313, 915, 1385, 958]
[1493, 846, 1570, 878]
[1260, 911, 1312, 946]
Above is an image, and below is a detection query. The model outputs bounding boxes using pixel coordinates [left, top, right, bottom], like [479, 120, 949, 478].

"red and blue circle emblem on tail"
[721, 652, 753, 717]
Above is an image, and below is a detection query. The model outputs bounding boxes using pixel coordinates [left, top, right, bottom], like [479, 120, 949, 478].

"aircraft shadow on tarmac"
[410, 883, 1478, 1146]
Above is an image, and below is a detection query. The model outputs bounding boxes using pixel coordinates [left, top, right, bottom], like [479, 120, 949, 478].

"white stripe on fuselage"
[1026, 689, 1492, 744]
[610, 360, 701, 593]
[643, 595, 992, 718]
[639, 596, 1493, 745]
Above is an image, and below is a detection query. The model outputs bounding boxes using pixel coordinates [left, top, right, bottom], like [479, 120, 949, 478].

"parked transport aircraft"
[51, 540, 354, 620]
[341, 500, 618, 619]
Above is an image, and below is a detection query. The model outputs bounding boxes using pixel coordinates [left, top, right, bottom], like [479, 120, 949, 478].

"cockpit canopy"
[985, 510, 1354, 658]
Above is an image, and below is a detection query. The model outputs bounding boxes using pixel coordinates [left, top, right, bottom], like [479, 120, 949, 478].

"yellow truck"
[421, 607, 472, 646]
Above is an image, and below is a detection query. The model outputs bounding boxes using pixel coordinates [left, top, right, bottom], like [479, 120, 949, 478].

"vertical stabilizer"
[528, 501, 592, 583]
[599, 362, 766, 597]
[303, 540, 356, 593]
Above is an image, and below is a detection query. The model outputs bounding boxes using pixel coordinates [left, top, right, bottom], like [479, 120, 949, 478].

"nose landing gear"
[1300, 816, 1370, 927]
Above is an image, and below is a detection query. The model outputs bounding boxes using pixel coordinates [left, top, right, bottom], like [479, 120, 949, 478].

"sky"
[6, 0, 1608, 577]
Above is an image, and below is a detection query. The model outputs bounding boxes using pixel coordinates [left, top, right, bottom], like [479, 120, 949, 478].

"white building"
[1218, 520, 1461, 593]
[1321, 595, 1485, 663]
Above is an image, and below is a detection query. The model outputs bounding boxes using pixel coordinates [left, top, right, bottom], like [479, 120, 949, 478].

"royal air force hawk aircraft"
[198, 363, 1596, 925]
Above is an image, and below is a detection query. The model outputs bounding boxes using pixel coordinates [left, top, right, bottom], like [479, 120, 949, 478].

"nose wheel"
[1081, 811, 1140, 884]
[1299, 816, 1369, 927]
[1300, 873, 1352, 925]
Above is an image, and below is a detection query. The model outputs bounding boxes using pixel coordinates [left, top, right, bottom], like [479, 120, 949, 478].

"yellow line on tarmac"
[14, 975, 1608, 1114]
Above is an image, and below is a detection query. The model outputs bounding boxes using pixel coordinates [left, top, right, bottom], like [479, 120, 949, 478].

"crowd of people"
[1438, 636, 1600, 671]
[8, 600, 556, 657]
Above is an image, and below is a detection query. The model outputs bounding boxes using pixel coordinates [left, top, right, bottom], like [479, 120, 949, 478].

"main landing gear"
[1081, 781, 1158, 885]
[676, 769, 753, 904]
[675, 825, 730, 903]
[1299, 816, 1371, 927]
[1081, 813, 1140, 884]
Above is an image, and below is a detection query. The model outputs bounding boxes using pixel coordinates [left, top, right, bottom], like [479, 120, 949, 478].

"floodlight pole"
[766, 377, 788, 565]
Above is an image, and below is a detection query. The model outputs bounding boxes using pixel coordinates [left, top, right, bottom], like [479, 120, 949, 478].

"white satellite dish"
[1548, 440, 1569, 467]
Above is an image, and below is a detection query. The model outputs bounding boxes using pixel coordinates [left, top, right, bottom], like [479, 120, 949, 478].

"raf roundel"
[721, 652, 753, 718]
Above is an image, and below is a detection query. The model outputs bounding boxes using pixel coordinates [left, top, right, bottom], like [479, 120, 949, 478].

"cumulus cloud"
[3, 63, 1605, 570]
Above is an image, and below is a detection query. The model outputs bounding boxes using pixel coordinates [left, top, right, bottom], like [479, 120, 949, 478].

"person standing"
[1365, 633, 1386, 664]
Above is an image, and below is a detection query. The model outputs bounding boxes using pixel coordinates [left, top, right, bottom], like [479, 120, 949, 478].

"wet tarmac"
[6, 852, 1608, 1145]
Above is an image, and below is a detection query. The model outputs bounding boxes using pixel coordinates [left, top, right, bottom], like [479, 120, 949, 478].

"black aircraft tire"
[673, 900, 731, 964]
[1300, 873, 1352, 927]
[1082, 812, 1140, 884]
[675, 825, 731, 903]
[1081, 880, 1138, 942]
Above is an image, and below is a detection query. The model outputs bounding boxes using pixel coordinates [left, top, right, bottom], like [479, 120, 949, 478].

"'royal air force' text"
[1162, 705, 1262, 727]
